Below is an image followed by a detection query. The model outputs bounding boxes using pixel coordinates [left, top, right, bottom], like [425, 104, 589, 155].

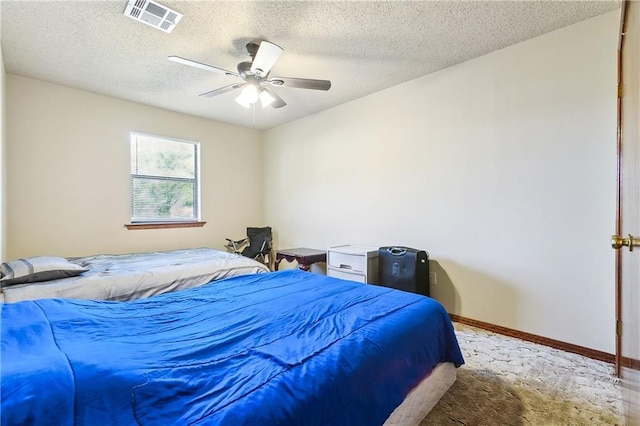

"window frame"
[128, 131, 202, 226]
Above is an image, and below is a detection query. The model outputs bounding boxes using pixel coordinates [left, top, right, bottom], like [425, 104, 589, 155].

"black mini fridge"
[378, 246, 429, 296]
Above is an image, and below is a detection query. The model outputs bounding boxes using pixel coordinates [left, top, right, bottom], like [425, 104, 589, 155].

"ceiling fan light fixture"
[259, 90, 276, 108]
[235, 84, 260, 108]
[235, 95, 252, 109]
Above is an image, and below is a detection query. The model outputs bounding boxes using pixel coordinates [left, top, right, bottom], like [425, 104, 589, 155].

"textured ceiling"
[0, 0, 620, 130]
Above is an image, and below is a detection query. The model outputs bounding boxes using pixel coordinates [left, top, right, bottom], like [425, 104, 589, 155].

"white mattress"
[384, 362, 457, 425]
[1, 248, 269, 303]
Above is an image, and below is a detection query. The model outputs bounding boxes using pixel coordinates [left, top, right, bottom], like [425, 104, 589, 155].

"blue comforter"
[1, 269, 463, 425]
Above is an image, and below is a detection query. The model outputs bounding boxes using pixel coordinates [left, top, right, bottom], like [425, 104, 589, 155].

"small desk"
[274, 248, 327, 272]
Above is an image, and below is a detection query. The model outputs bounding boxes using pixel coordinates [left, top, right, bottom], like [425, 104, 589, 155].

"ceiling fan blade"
[168, 56, 239, 78]
[250, 41, 283, 77]
[199, 83, 243, 98]
[267, 77, 331, 91]
[262, 86, 287, 109]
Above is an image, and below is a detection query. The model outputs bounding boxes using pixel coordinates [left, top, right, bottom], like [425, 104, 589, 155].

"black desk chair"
[225, 227, 273, 270]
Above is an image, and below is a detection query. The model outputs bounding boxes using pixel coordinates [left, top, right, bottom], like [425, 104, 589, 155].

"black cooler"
[378, 246, 429, 296]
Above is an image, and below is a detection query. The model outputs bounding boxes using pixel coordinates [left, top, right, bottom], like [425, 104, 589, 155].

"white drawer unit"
[327, 245, 379, 284]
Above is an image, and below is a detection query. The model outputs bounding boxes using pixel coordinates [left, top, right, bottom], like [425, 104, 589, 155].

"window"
[130, 132, 200, 224]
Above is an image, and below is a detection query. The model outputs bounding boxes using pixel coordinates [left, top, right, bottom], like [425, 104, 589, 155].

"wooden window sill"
[125, 222, 207, 230]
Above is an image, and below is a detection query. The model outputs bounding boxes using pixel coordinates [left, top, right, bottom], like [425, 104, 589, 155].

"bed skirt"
[384, 362, 457, 425]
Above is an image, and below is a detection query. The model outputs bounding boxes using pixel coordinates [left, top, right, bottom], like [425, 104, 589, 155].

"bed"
[0, 247, 269, 303]
[1, 269, 464, 425]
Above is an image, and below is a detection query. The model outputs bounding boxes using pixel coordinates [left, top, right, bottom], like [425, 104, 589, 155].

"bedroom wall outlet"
[430, 272, 437, 285]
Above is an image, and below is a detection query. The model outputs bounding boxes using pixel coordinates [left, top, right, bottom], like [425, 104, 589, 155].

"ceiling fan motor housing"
[246, 42, 260, 59]
[237, 61, 254, 79]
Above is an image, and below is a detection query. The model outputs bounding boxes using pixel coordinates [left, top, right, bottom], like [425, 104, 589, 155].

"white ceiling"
[0, 0, 620, 130]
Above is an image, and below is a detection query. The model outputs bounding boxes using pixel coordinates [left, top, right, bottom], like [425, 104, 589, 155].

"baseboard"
[622, 355, 640, 371]
[449, 314, 615, 364]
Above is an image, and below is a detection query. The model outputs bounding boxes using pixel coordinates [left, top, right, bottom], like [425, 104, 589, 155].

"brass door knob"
[611, 234, 640, 251]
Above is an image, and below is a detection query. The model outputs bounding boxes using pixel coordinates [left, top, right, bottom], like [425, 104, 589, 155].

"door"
[613, 1, 640, 424]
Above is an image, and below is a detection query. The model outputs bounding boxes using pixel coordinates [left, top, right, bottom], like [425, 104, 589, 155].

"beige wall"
[4, 11, 619, 353]
[6, 75, 263, 258]
[0, 45, 6, 262]
[264, 11, 619, 353]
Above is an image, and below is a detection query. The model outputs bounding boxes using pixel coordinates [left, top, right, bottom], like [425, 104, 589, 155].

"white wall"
[264, 11, 619, 353]
[6, 75, 263, 258]
[0, 45, 6, 262]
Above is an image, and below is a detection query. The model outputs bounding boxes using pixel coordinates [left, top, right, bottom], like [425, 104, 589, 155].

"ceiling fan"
[169, 40, 331, 109]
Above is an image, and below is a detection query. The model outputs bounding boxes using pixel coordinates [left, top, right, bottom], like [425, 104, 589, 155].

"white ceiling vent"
[123, 0, 183, 33]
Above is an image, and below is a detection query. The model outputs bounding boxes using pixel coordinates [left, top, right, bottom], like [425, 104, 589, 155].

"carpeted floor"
[422, 323, 625, 425]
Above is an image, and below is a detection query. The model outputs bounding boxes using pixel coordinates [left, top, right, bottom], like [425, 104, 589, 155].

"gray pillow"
[0, 256, 87, 286]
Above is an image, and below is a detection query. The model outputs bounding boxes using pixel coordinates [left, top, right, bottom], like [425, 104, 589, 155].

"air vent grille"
[123, 0, 182, 33]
